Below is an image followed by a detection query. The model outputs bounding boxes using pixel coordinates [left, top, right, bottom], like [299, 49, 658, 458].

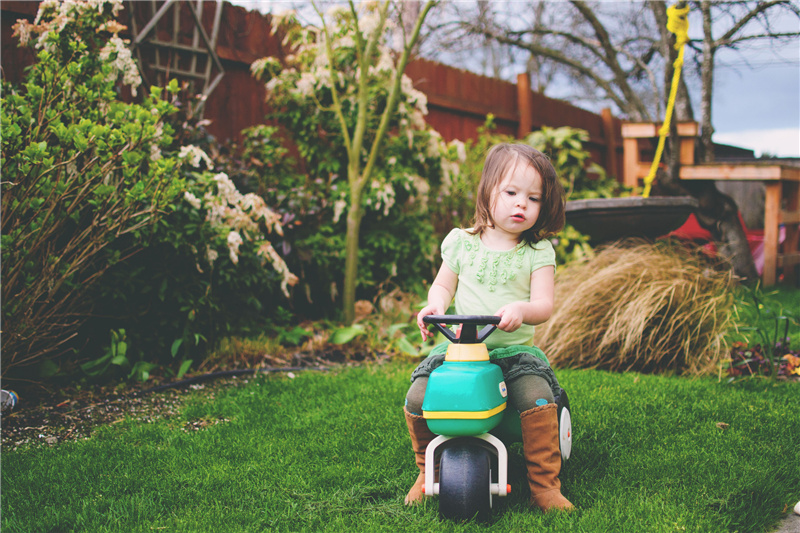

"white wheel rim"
[488, 468, 493, 509]
[559, 408, 572, 461]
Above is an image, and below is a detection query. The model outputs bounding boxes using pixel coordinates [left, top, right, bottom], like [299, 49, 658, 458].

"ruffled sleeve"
[440, 228, 464, 274]
[530, 238, 556, 273]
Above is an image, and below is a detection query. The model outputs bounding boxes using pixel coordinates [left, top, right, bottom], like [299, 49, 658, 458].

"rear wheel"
[438, 442, 491, 522]
[556, 388, 572, 463]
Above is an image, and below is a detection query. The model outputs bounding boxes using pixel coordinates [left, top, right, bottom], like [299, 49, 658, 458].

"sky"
[230, 1, 800, 158]
[711, 43, 799, 158]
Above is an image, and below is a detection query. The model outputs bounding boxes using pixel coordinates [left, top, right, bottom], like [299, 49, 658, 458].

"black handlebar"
[422, 315, 500, 344]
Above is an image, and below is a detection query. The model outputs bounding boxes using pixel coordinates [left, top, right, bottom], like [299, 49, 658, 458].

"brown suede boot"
[403, 407, 437, 505]
[520, 403, 574, 512]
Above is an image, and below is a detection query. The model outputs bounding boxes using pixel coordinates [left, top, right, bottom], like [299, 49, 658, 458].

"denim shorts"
[409, 342, 561, 398]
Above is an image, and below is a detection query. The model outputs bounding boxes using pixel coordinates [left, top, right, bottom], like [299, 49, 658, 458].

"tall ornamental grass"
[536, 239, 736, 375]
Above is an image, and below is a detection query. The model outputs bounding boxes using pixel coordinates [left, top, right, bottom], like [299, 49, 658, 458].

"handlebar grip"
[422, 315, 501, 325]
[422, 315, 500, 344]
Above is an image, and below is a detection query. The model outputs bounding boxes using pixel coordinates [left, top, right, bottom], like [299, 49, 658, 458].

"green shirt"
[440, 228, 556, 350]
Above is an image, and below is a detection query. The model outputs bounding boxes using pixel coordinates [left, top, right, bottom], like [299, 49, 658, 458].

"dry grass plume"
[536, 239, 736, 375]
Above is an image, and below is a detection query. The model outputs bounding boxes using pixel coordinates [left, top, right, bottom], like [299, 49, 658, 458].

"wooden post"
[516, 72, 532, 139]
[600, 108, 618, 180]
[782, 181, 800, 286]
[763, 182, 782, 286]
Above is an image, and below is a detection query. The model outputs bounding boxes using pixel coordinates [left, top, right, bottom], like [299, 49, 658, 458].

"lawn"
[3, 359, 799, 532]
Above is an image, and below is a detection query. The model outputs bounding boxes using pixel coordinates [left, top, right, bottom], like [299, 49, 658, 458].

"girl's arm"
[495, 265, 555, 332]
[416, 264, 459, 340]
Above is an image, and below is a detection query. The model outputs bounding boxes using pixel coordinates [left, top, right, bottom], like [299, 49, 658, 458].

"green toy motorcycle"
[420, 315, 572, 521]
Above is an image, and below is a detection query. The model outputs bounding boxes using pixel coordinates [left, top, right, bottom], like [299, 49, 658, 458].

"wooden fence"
[2, 0, 623, 178]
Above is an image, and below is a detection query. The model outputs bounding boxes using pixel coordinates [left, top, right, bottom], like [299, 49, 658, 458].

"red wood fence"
[2, 0, 623, 178]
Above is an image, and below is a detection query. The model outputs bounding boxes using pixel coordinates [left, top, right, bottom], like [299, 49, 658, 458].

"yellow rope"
[642, 3, 690, 198]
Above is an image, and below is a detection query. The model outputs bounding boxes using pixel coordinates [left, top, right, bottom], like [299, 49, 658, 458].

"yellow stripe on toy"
[423, 403, 507, 420]
[642, 3, 690, 199]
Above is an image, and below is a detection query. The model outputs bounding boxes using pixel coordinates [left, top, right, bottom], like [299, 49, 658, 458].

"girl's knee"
[507, 374, 555, 412]
[405, 377, 428, 415]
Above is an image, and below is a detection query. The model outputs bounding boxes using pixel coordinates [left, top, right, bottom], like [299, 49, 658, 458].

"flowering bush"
[4, 1, 295, 381]
[2, 0, 177, 377]
[250, 4, 463, 317]
[88, 144, 296, 374]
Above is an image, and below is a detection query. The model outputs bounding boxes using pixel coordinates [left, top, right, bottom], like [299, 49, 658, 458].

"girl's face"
[489, 161, 543, 240]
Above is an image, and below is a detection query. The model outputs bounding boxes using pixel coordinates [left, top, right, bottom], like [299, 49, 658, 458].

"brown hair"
[469, 143, 565, 245]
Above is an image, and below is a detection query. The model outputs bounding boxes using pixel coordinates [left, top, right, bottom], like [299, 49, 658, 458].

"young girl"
[403, 143, 573, 512]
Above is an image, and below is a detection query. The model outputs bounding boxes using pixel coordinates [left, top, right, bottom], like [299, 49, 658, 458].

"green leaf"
[387, 323, 407, 337]
[395, 336, 418, 356]
[171, 338, 183, 358]
[81, 353, 111, 375]
[38, 359, 61, 379]
[330, 325, 365, 344]
[177, 359, 193, 379]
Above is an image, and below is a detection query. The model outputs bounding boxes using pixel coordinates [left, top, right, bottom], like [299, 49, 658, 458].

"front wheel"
[438, 441, 491, 522]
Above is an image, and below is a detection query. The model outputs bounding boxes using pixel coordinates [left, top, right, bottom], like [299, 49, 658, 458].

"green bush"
[86, 157, 295, 378]
[3, 2, 296, 382]
[249, 8, 465, 317]
[1, 2, 181, 378]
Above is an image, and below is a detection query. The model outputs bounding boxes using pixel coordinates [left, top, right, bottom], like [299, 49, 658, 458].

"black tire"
[438, 441, 492, 522]
[555, 387, 572, 466]
[555, 387, 570, 416]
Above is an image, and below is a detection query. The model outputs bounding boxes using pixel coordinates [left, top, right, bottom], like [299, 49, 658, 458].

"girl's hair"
[469, 143, 565, 245]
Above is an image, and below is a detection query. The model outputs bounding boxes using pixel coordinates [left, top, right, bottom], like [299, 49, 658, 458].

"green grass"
[731, 284, 800, 351]
[3, 361, 799, 532]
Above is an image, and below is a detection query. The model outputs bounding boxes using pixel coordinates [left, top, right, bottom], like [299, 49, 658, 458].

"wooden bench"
[622, 122, 800, 286]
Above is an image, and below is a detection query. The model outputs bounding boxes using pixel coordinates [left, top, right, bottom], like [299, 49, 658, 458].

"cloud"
[713, 128, 800, 158]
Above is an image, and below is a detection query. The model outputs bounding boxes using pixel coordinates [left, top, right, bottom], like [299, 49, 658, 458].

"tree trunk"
[698, 0, 715, 163]
[342, 198, 363, 325]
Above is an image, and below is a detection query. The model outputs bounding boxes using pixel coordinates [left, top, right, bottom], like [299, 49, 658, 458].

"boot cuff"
[520, 402, 557, 419]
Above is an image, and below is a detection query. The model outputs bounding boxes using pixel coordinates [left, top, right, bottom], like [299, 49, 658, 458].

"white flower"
[256, 241, 298, 297]
[11, 19, 32, 46]
[178, 145, 214, 169]
[358, 11, 381, 37]
[427, 130, 443, 158]
[227, 231, 243, 264]
[293, 72, 317, 98]
[206, 246, 219, 265]
[375, 50, 394, 72]
[149, 143, 162, 162]
[333, 199, 347, 224]
[184, 191, 202, 210]
[212, 173, 238, 203]
[98, 35, 141, 96]
[450, 139, 467, 163]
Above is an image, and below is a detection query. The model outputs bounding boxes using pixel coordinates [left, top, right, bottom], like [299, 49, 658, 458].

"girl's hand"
[495, 302, 525, 332]
[417, 305, 444, 341]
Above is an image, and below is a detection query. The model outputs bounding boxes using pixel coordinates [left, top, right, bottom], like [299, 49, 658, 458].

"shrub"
[249, 6, 464, 318]
[2, 1, 180, 378]
[4, 1, 296, 382]
[86, 150, 296, 378]
[535, 239, 736, 375]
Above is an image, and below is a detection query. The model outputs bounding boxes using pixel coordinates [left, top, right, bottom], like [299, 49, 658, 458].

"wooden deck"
[622, 123, 800, 286]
